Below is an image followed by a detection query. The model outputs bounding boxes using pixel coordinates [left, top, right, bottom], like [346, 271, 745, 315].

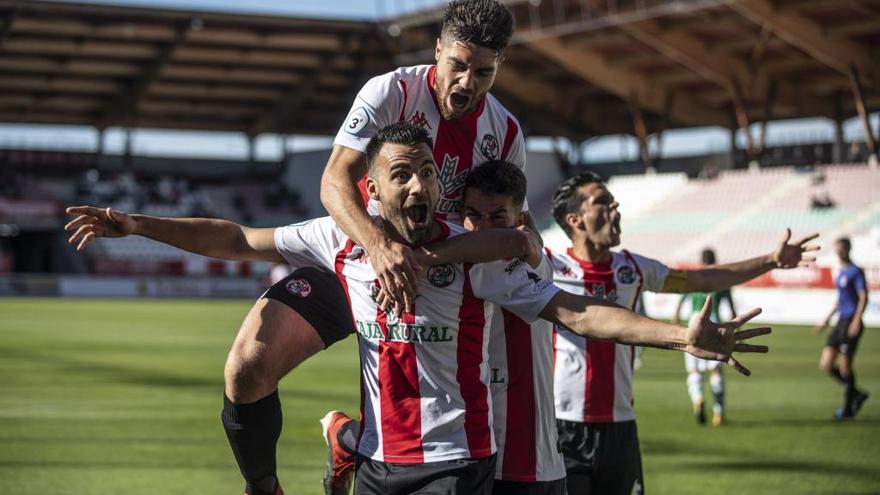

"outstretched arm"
[680, 229, 819, 293]
[64, 206, 283, 263]
[321, 144, 420, 312]
[540, 292, 770, 375]
[416, 226, 542, 269]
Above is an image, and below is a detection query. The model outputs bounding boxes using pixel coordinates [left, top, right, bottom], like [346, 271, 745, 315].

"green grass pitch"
[1, 298, 878, 494]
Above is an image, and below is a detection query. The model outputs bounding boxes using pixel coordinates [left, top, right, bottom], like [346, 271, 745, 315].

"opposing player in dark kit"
[814, 237, 870, 419]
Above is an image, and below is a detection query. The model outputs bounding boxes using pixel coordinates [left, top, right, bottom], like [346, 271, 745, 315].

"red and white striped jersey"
[275, 217, 560, 463]
[333, 65, 527, 223]
[545, 247, 669, 423]
[489, 255, 566, 482]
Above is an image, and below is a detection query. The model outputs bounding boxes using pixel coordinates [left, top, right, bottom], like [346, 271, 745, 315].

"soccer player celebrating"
[323, 160, 568, 495]
[674, 248, 737, 426]
[322, 0, 528, 314]
[814, 237, 870, 419]
[545, 172, 817, 495]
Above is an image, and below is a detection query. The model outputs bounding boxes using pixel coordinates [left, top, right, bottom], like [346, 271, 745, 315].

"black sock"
[222, 390, 283, 495]
[830, 366, 846, 385]
[844, 371, 857, 412]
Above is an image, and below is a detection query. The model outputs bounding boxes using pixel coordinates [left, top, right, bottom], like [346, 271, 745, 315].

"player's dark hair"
[463, 160, 527, 208]
[441, 0, 514, 53]
[701, 248, 717, 265]
[552, 171, 605, 238]
[837, 237, 851, 251]
[365, 122, 434, 176]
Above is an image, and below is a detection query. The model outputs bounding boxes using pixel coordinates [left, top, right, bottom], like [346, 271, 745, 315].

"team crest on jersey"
[617, 265, 637, 284]
[427, 264, 455, 288]
[480, 133, 499, 159]
[408, 111, 432, 129]
[285, 278, 312, 298]
[589, 283, 618, 302]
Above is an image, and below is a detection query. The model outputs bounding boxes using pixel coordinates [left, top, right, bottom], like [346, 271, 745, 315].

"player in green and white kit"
[674, 249, 736, 426]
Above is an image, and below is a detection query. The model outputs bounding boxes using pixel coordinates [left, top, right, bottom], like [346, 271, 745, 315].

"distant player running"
[545, 172, 817, 495]
[814, 237, 869, 419]
[674, 248, 736, 426]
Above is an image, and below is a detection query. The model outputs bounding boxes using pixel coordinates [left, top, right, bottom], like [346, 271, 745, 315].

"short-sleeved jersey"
[684, 289, 733, 322]
[488, 255, 566, 482]
[837, 263, 867, 318]
[546, 247, 670, 424]
[334, 65, 527, 223]
[275, 217, 560, 464]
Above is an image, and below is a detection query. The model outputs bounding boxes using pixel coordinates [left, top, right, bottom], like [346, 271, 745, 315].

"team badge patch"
[617, 265, 637, 284]
[344, 107, 370, 135]
[285, 278, 312, 298]
[480, 133, 499, 159]
[427, 264, 455, 288]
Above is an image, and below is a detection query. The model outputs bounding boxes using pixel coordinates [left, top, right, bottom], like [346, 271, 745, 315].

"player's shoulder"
[373, 64, 432, 85]
[483, 91, 521, 126]
[358, 65, 429, 100]
[615, 249, 664, 268]
[279, 216, 345, 238]
[543, 246, 578, 272]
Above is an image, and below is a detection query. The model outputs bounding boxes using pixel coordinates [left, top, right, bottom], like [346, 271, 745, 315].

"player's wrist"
[129, 214, 145, 236]
[668, 324, 689, 351]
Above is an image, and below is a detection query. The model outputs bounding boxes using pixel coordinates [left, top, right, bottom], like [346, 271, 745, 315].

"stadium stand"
[582, 164, 880, 267]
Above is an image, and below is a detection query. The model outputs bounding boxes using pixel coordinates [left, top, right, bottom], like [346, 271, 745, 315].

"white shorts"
[684, 353, 723, 373]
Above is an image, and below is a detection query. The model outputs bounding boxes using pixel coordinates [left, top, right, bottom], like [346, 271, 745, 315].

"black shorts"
[556, 419, 643, 495]
[826, 316, 863, 357]
[355, 454, 496, 495]
[492, 478, 566, 495]
[261, 267, 355, 348]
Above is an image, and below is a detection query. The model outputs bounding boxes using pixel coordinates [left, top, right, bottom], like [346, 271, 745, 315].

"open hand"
[685, 295, 771, 376]
[771, 228, 819, 269]
[64, 206, 136, 251]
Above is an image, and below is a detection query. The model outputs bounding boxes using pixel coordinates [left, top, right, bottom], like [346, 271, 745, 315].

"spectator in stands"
[809, 172, 835, 209]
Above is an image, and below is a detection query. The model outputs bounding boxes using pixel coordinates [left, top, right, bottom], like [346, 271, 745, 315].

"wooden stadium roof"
[0, 0, 392, 135]
[391, 0, 880, 144]
[0, 0, 878, 148]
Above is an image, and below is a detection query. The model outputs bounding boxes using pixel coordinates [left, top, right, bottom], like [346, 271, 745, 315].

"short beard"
[383, 208, 433, 246]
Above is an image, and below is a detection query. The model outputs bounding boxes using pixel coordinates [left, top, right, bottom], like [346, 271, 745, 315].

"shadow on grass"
[1, 345, 358, 403]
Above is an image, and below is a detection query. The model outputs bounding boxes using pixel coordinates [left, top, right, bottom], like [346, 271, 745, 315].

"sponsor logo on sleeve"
[344, 107, 370, 135]
[480, 133, 499, 159]
[285, 278, 312, 298]
[427, 264, 455, 288]
[617, 265, 637, 284]
[505, 257, 524, 275]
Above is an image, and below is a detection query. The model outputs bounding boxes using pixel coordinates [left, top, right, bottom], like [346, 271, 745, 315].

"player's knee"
[224, 340, 275, 401]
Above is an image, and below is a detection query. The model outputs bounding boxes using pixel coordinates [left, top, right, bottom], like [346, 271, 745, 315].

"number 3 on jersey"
[345, 107, 370, 136]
